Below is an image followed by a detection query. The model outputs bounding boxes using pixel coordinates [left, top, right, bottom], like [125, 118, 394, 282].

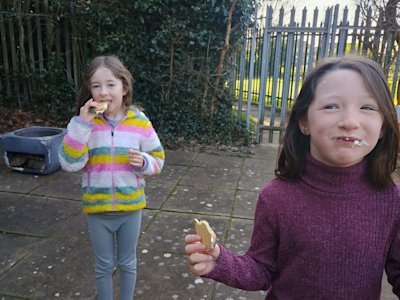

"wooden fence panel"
[0, 1, 85, 109]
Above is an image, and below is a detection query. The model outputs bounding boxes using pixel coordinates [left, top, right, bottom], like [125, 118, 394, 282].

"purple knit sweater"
[205, 155, 400, 299]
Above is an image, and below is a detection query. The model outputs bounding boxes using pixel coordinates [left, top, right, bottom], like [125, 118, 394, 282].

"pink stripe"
[92, 124, 111, 131]
[152, 161, 160, 173]
[145, 127, 155, 137]
[86, 163, 132, 172]
[65, 135, 86, 150]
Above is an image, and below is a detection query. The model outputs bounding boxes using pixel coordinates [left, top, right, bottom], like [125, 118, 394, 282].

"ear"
[299, 118, 310, 135]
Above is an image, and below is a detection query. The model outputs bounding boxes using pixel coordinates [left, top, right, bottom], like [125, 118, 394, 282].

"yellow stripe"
[83, 201, 146, 214]
[86, 155, 130, 165]
[150, 151, 165, 160]
[113, 202, 145, 211]
[114, 155, 130, 164]
[63, 143, 88, 158]
[123, 119, 149, 128]
[92, 117, 106, 125]
[83, 204, 114, 213]
[87, 154, 112, 166]
[127, 110, 136, 118]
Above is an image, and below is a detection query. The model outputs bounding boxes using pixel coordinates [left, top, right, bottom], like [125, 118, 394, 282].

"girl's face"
[90, 67, 127, 119]
[299, 69, 383, 167]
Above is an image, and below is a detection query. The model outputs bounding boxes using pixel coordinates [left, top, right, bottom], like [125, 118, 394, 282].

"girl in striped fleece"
[59, 55, 164, 300]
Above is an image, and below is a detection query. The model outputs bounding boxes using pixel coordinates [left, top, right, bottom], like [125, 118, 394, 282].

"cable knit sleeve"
[58, 116, 93, 172]
[203, 184, 279, 291]
[385, 186, 400, 296]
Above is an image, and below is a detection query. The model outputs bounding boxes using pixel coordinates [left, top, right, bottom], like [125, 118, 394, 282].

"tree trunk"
[210, 0, 237, 114]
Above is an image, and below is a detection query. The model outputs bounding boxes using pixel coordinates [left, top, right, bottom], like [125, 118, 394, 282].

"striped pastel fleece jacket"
[58, 108, 165, 214]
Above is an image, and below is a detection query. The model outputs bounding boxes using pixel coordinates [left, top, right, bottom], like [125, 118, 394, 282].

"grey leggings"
[87, 210, 142, 300]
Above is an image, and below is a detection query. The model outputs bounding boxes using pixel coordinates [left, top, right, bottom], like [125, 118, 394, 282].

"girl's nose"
[100, 86, 108, 95]
[338, 111, 360, 129]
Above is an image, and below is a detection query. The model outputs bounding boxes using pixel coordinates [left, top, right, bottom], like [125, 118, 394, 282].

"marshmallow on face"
[353, 140, 369, 147]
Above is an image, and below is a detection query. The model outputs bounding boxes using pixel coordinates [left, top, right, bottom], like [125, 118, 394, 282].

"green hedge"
[2, 0, 256, 145]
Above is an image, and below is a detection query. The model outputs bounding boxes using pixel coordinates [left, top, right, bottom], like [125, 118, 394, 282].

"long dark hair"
[275, 55, 399, 188]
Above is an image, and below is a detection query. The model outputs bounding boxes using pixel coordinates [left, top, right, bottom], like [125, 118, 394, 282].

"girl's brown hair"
[76, 55, 133, 114]
[275, 55, 399, 188]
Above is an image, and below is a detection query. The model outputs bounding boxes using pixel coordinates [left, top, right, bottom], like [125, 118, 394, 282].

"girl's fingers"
[80, 99, 95, 114]
[185, 234, 202, 243]
[187, 252, 213, 265]
[85, 98, 94, 106]
[185, 241, 206, 255]
[128, 149, 145, 167]
[185, 234, 218, 276]
[193, 262, 207, 272]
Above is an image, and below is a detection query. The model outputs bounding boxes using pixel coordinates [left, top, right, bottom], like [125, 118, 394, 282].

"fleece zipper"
[99, 114, 130, 212]
[110, 127, 116, 211]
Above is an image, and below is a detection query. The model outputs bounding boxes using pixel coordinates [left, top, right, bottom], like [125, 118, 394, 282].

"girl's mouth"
[334, 137, 369, 147]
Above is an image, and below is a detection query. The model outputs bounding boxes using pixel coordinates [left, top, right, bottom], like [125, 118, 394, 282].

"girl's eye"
[361, 105, 377, 111]
[323, 104, 338, 109]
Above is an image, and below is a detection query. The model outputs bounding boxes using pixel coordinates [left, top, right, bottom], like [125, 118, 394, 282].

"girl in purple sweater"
[185, 55, 400, 299]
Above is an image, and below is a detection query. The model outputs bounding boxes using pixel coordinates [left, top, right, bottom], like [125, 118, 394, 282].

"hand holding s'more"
[92, 101, 108, 114]
[185, 219, 220, 276]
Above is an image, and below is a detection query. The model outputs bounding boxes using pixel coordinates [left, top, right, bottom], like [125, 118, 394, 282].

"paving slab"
[134, 248, 214, 300]
[0, 164, 59, 194]
[145, 164, 187, 209]
[163, 185, 235, 215]
[0, 195, 81, 237]
[232, 190, 259, 219]
[0, 233, 40, 274]
[181, 165, 241, 189]
[225, 218, 254, 254]
[0, 192, 21, 210]
[193, 153, 243, 168]
[0, 237, 95, 299]
[146, 164, 188, 186]
[163, 150, 198, 166]
[30, 171, 82, 201]
[144, 182, 177, 210]
[238, 157, 277, 191]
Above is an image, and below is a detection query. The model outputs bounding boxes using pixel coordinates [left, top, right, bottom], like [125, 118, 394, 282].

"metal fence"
[233, 4, 400, 143]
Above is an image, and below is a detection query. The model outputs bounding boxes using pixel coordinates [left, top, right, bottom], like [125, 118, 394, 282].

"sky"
[259, 0, 358, 23]
[298, 0, 357, 11]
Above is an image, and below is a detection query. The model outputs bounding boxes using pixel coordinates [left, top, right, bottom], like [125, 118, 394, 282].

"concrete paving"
[0, 144, 397, 300]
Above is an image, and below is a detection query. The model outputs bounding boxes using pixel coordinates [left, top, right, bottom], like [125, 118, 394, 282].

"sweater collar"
[94, 108, 136, 124]
[301, 154, 370, 194]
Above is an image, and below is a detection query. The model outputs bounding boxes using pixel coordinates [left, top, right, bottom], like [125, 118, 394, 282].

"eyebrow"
[90, 79, 118, 84]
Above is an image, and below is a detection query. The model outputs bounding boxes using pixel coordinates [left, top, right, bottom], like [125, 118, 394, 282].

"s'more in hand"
[193, 218, 217, 251]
